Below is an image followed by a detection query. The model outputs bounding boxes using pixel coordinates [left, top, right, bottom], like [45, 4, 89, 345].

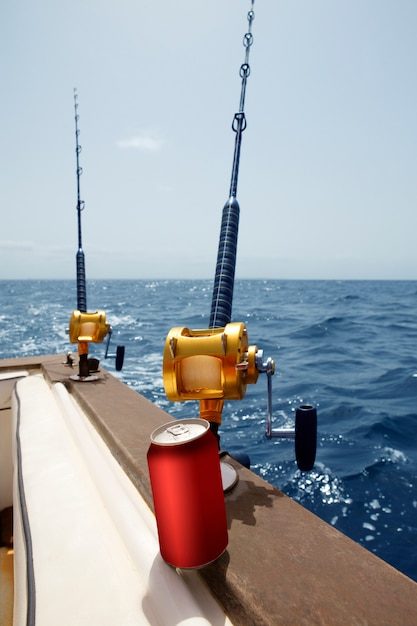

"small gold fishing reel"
[68, 310, 110, 380]
[163, 322, 269, 425]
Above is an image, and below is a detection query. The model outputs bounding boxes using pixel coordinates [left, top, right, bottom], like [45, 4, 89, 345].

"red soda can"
[147, 418, 228, 568]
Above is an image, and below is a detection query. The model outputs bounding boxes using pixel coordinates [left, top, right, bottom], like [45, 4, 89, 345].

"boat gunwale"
[1, 353, 417, 626]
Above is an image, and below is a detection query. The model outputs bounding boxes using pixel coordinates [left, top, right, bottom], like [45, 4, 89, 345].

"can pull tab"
[167, 424, 190, 439]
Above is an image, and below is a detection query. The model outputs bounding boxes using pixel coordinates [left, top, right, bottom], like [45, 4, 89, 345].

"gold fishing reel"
[68, 310, 110, 380]
[162, 321, 316, 472]
[69, 310, 110, 344]
[163, 322, 264, 424]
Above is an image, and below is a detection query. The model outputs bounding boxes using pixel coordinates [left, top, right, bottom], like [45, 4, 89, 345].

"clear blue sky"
[1, 1, 416, 280]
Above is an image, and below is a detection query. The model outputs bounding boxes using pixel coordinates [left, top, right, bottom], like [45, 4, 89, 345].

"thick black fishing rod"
[74, 88, 87, 313]
[209, 1, 255, 329]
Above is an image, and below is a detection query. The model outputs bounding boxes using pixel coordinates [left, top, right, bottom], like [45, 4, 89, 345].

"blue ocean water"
[1, 279, 416, 582]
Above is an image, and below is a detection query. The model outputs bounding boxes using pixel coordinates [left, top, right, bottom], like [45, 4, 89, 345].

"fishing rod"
[209, 1, 255, 329]
[202, 1, 256, 442]
[67, 90, 124, 378]
[163, 1, 261, 435]
[162, 2, 317, 474]
[74, 89, 87, 313]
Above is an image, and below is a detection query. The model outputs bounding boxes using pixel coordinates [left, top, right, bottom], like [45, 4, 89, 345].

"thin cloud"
[0, 240, 34, 251]
[0, 241, 74, 256]
[117, 133, 163, 152]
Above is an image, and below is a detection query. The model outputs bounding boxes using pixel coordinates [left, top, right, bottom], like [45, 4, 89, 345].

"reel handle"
[104, 327, 125, 371]
[256, 351, 317, 471]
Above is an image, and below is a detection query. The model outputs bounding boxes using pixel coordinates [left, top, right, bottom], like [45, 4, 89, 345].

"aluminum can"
[147, 418, 228, 568]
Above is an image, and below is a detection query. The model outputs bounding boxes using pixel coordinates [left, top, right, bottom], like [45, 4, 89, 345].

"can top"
[150, 418, 209, 446]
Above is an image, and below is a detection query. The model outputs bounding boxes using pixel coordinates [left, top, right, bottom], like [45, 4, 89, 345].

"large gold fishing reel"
[163, 322, 263, 424]
[163, 321, 317, 473]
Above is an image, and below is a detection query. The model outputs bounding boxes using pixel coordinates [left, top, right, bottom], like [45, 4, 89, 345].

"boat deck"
[0, 364, 232, 626]
[1, 354, 417, 625]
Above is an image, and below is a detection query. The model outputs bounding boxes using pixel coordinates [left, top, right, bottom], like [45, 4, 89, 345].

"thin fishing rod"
[209, 1, 255, 329]
[73, 88, 87, 313]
